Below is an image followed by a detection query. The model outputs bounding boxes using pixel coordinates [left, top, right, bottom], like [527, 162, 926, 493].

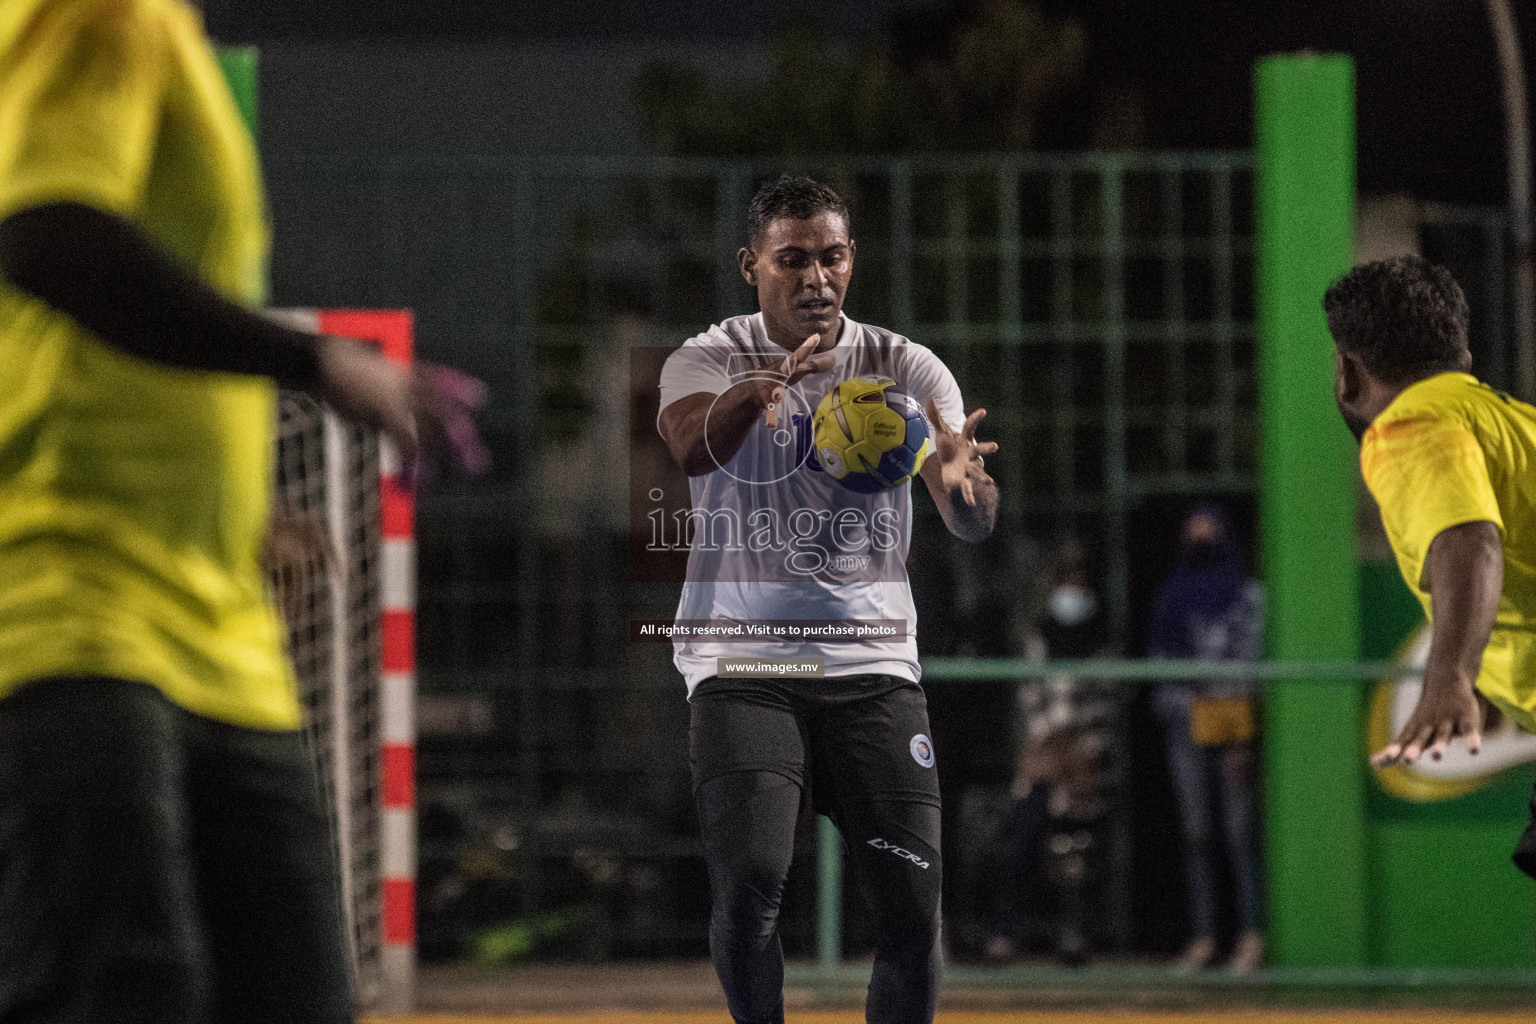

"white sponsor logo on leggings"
[867, 837, 930, 869]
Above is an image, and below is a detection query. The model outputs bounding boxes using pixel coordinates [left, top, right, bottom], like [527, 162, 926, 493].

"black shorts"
[0, 676, 353, 1024]
[689, 672, 941, 814]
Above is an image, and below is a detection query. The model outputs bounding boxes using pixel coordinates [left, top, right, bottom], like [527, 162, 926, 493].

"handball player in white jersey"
[658, 175, 998, 1024]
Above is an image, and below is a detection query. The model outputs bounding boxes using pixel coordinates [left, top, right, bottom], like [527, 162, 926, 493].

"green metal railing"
[270, 149, 1262, 647]
[924, 658, 1424, 682]
[808, 656, 1531, 985]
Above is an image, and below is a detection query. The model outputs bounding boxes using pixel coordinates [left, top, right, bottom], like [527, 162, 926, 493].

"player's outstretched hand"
[316, 336, 490, 483]
[925, 397, 999, 507]
[764, 333, 835, 429]
[1371, 677, 1482, 767]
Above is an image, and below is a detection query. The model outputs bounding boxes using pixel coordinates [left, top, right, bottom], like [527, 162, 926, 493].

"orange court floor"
[375, 1013, 1536, 1024]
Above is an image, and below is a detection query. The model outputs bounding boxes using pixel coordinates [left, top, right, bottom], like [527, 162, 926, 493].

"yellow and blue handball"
[812, 375, 932, 493]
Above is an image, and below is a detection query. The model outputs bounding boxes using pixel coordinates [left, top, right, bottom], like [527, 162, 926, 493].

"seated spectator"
[985, 545, 1117, 964]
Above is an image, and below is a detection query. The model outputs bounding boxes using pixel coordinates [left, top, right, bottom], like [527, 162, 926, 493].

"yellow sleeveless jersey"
[0, 0, 298, 729]
[1362, 372, 1536, 732]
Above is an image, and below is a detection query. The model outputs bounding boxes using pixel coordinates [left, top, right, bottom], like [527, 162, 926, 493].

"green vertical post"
[1255, 54, 1365, 966]
[216, 46, 266, 305]
[216, 46, 259, 138]
[817, 815, 842, 973]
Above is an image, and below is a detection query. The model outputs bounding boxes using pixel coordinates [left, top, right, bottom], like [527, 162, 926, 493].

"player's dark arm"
[0, 202, 322, 387]
[0, 202, 489, 473]
[1372, 519, 1502, 765]
[658, 385, 774, 477]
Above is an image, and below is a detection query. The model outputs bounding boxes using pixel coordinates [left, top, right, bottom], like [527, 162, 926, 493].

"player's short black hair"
[747, 174, 850, 247]
[1323, 255, 1471, 386]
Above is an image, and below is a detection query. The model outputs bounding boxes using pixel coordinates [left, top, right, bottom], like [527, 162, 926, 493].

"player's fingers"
[962, 407, 987, 440]
[765, 385, 785, 428]
[1399, 724, 1434, 764]
[386, 417, 420, 484]
[1426, 720, 1455, 761]
[788, 334, 820, 371]
[1446, 700, 1482, 757]
[415, 389, 489, 476]
[924, 397, 952, 437]
[310, 518, 340, 583]
[422, 363, 488, 409]
[959, 473, 978, 507]
[975, 441, 1000, 457]
[786, 355, 835, 386]
[1461, 698, 1483, 749]
[1370, 743, 1403, 767]
[443, 412, 492, 474]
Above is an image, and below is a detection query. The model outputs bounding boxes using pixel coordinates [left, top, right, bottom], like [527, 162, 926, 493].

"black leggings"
[691, 674, 943, 1024]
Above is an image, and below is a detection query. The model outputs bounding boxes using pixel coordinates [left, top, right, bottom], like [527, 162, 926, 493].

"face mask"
[1048, 585, 1097, 627]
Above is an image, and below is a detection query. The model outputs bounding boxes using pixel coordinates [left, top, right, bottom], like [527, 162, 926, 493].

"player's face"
[743, 212, 855, 346]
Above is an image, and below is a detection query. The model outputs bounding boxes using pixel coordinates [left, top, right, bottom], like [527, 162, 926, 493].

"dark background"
[207, 0, 1529, 205]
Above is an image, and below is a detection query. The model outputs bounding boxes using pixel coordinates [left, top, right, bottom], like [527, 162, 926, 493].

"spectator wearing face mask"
[1148, 504, 1265, 974]
[984, 546, 1117, 964]
[1040, 553, 1104, 658]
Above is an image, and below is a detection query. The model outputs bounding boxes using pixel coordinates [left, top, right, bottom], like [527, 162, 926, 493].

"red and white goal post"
[271, 309, 416, 1015]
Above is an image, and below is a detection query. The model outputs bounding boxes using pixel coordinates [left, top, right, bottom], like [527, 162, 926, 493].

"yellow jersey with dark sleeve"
[0, 0, 299, 729]
[1361, 372, 1536, 731]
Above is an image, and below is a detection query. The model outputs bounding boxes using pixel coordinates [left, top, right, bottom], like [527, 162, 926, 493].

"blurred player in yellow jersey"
[0, 0, 484, 1020]
[1326, 255, 1536, 877]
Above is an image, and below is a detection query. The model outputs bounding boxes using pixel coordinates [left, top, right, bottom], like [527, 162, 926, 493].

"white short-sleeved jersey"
[657, 313, 965, 695]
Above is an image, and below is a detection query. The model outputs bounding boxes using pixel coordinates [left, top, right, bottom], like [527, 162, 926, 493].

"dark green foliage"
[634, 2, 1087, 156]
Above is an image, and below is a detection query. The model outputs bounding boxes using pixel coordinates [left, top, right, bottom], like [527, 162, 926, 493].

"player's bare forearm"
[659, 336, 831, 476]
[943, 466, 997, 543]
[1425, 520, 1503, 681]
[918, 400, 999, 542]
[658, 386, 772, 476]
[1373, 519, 1502, 765]
[920, 454, 997, 543]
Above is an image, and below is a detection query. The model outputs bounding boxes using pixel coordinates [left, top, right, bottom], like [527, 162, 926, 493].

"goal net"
[275, 390, 385, 1005]
[268, 309, 416, 1015]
